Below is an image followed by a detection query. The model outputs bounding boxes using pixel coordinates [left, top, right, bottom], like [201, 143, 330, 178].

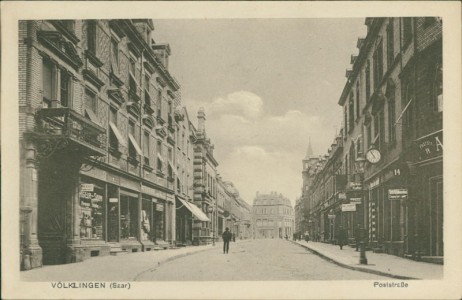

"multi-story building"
[252, 192, 294, 239]
[192, 108, 219, 244]
[299, 17, 442, 261]
[19, 19, 184, 270]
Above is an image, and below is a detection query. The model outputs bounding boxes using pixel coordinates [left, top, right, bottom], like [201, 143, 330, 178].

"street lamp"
[355, 156, 367, 265]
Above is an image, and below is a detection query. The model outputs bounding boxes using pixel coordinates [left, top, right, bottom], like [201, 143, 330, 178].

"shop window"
[87, 21, 97, 55]
[154, 202, 165, 241]
[107, 198, 119, 242]
[120, 195, 138, 239]
[141, 199, 153, 241]
[79, 184, 103, 240]
[403, 18, 413, 48]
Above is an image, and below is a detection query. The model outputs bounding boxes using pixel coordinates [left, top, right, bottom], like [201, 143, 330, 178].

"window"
[387, 83, 396, 144]
[128, 121, 137, 160]
[344, 105, 348, 132]
[129, 58, 136, 76]
[157, 89, 162, 118]
[387, 19, 394, 70]
[365, 60, 371, 101]
[373, 109, 385, 151]
[402, 78, 415, 140]
[42, 59, 54, 108]
[355, 82, 360, 119]
[348, 93, 354, 131]
[157, 140, 163, 172]
[366, 123, 372, 150]
[120, 195, 138, 239]
[403, 18, 413, 48]
[60, 71, 70, 107]
[373, 40, 383, 90]
[84, 89, 98, 122]
[143, 131, 150, 165]
[87, 21, 97, 54]
[111, 39, 119, 73]
[79, 183, 103, 240]
[433, 62, 443, 113]
[109, 107, 118, 150]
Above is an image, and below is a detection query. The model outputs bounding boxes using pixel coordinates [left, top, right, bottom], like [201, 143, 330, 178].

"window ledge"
[128, 157, 139, 165]
[110, 147, 123, 157]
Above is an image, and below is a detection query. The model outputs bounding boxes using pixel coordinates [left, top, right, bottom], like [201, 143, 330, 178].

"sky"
[152, 19, 367, 207]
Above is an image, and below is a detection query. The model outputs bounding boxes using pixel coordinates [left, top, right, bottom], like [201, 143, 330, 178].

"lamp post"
[355, 156, 368, 265]
[207, 206, 215, 246]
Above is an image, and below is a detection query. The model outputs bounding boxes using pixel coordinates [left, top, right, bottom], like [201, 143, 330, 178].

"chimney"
[197, 107, 206, 133]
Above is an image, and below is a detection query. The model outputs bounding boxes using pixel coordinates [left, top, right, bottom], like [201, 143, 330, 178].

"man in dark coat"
[222, 227, 232, 254]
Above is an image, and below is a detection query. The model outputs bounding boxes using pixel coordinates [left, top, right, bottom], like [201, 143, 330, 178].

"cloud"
[184, 91, 341, 205]
[210, 91, 263, 120]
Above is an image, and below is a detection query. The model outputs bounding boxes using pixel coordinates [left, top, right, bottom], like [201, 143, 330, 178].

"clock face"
[366, 149, 381, 164]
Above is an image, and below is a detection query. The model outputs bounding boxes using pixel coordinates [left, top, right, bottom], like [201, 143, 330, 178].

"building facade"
[19, 19, 187, 270]
[252, 192, 294, 239]
[297, 17, 443, 261]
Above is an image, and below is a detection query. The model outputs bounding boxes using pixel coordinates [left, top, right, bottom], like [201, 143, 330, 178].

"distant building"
[252, 192, 294, 239]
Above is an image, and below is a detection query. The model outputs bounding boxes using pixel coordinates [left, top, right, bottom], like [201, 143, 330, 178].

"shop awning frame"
[128, 133, 143, 156]
[176, 197, 210, 222]
[109, 121, 127, 147]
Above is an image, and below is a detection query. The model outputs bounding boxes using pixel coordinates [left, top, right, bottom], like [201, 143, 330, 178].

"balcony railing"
[34, 107, 107, 157]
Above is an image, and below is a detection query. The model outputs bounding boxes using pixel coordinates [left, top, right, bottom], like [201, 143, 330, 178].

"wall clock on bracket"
[366, 148, 381, 164]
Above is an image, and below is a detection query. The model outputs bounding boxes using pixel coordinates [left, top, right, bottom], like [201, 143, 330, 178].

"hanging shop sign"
[327, 214, 336, 219]
[109, 198, 119, 203]
[80, 184, 94, 192]
[341, 203, 357, 212]
[338, 192, 347, 200]
[388, 189, 408, 200]
[414, 130, 443, 161]
[350, 197, 362, 203]
[347, 182, 362, 191]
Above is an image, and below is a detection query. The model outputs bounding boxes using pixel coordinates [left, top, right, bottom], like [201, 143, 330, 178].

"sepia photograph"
[2, 1, 461, 299]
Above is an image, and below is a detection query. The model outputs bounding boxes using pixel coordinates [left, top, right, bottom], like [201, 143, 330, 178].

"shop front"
[78, 177, 111, 258]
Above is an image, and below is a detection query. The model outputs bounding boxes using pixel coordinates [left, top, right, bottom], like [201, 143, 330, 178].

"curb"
[133, 240, 251, 281]
[291, 241, 418, 280]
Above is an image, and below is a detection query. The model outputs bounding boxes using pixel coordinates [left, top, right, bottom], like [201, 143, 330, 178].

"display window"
[120, 195, 138, 239]
[154, 201, 165, 241]
[141, 198, 153, 241]
[79, 183, 104, 240]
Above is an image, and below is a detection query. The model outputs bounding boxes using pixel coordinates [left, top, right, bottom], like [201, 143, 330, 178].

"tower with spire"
[301, 137, 319, 198]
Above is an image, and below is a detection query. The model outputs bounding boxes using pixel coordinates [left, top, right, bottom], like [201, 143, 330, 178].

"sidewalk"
[21, 242, 226, 282]
[292, 240, 443, 280]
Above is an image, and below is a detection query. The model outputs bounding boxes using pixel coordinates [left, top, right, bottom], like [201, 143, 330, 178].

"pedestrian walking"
[222, 227, 232, 254]
[354, 224, 361, 251]
[337, 226, 347, 250]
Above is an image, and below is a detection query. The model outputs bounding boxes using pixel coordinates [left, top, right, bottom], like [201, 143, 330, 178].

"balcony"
[32, 108, 107, 157]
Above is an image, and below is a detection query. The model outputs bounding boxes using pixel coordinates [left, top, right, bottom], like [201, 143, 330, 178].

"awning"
[85, 108, 100, 125]
[128, 133, 143, 156]
[177, 198, 210, 222]
[157, 153, 165, 162]
[109, 121, 127, 147]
